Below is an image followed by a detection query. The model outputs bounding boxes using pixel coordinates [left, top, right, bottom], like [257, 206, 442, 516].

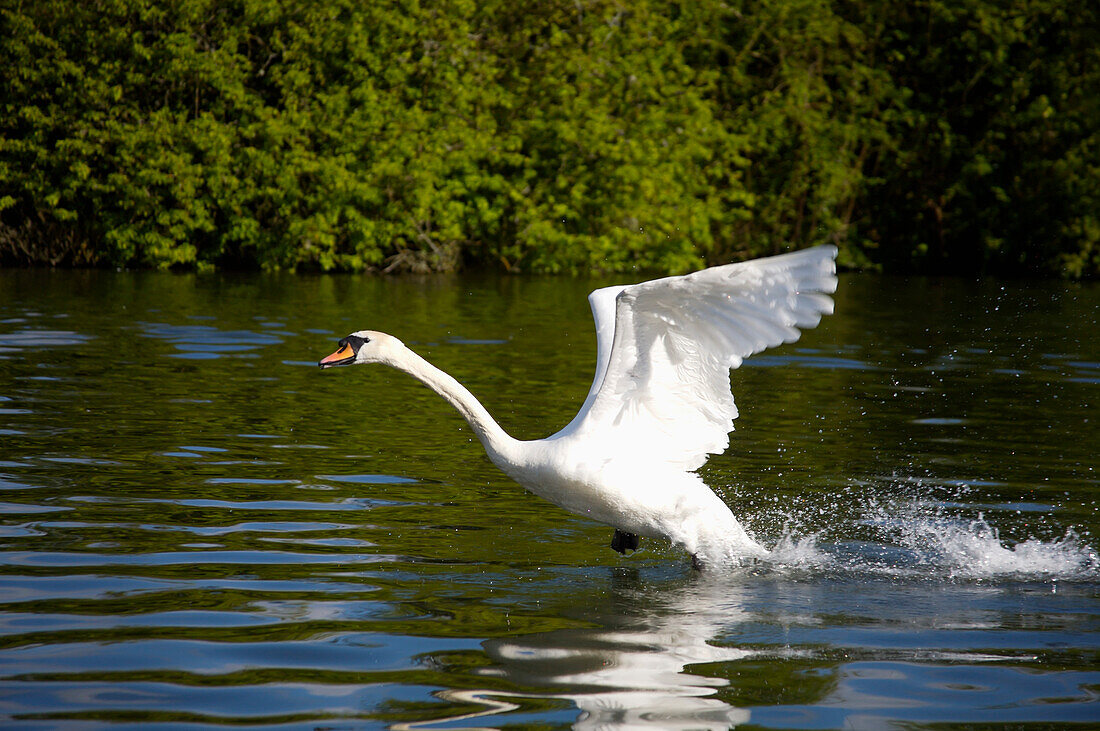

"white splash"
[894, 514, 1099, 580]
[764, 531, 834, 569]
[750, 490, 1099, 581]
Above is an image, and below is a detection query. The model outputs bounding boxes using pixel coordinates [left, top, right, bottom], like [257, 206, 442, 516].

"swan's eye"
[345, 334, 368, 351]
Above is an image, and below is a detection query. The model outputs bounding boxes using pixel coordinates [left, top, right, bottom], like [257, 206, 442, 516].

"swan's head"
[318, 330, 403, 369]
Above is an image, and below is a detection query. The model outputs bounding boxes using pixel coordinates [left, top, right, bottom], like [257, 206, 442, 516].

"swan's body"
[319, 245, 838, 568]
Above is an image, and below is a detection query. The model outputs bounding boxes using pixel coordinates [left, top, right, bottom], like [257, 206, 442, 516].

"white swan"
[319, 245, 838, 569]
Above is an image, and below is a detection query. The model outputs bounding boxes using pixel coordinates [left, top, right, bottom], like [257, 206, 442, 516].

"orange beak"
[318, 343, 356, 369]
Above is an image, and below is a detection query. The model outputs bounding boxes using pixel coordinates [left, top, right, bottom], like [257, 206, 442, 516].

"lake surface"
[1, 267, 1097, 729]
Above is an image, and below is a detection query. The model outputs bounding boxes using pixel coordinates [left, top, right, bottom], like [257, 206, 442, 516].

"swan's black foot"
[611, 529, 639, 555]
[692, 554, 705, 571]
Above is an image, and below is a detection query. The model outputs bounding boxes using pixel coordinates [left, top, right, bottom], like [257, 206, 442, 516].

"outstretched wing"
[568, 245, 838, 471]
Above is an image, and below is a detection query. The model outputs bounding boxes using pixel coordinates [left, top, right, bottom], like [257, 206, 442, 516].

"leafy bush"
[857, 0, 1100, 277]
[1, 0, 1096, 276]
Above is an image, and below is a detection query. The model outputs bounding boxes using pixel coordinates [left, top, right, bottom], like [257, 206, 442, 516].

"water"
[1, 268, 1098, 729]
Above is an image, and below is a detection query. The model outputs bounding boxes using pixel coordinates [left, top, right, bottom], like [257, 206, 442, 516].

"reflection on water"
[0, 269, 1098, 728]
[403, 568, 1100, 730]
[471, 575, 754, 731]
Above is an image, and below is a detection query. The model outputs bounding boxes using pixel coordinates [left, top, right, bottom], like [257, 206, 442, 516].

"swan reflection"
[398, 571, 757, 730]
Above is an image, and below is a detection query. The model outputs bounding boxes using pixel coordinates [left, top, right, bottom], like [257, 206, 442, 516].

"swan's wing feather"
[575, 245, 837, 470]
[583, 285, 628, 405]
[557, 285, 627, 435]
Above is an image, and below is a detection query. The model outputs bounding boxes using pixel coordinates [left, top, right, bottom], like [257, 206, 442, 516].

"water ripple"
[138, 322, 285, 359]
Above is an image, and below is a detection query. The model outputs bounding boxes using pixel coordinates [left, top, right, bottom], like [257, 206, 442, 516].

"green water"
[1, 268, 1098, 728]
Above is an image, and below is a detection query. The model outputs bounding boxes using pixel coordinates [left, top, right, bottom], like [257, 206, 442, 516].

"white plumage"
[319, 245, 838, 568]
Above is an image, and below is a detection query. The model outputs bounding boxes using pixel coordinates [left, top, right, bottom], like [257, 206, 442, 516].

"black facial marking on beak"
[345, 334, 368, 351]
[318, 334, 369, 369]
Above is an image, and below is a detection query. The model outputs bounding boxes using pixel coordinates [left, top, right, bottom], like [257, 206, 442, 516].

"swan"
[318, 245, 838, 569]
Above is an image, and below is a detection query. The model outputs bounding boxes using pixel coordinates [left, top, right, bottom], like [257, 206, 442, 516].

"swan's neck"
[386, 346, 523, 469]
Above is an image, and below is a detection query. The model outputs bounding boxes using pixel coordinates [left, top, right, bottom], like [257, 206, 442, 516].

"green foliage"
[480, 2, 734, 273]
[1, 0, 1097, 275]
[685, 0, 897, 268]
[860, 0, 1100, 276]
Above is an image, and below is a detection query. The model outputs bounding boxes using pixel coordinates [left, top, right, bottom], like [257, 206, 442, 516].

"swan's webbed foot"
[692, 554, 704, 571]
[610, 529, 639, 555]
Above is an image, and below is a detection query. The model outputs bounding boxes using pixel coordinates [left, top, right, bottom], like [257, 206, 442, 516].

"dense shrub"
[857, 0, 1100, 277]
[1, 0, 1097, 275]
